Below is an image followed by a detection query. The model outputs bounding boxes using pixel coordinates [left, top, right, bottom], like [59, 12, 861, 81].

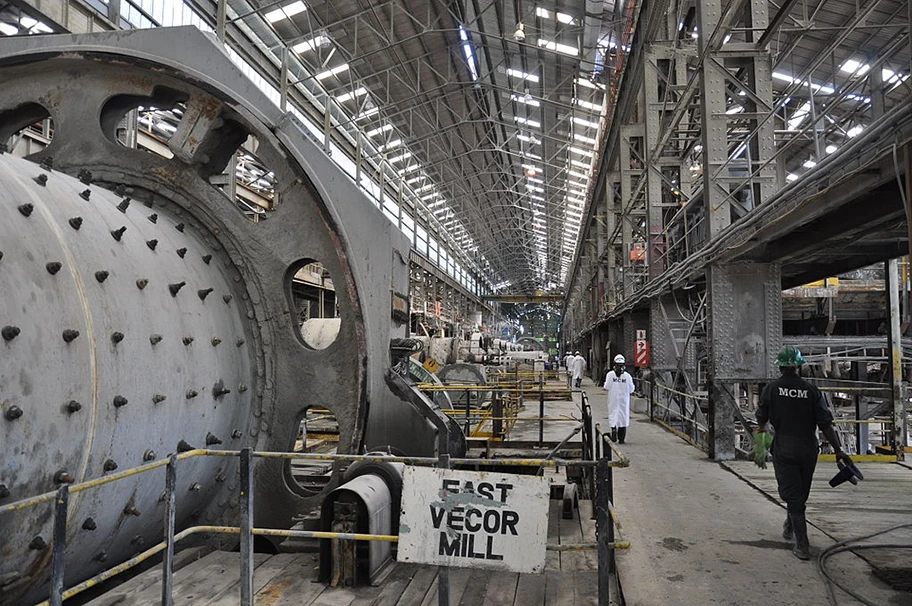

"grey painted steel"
[886, 260, 907, 460]
[0, 26, 449, 602]
[162, 455, 177, 606]
[342, 458, 404, 532]
[300, 318, 342, 350]
[706, 262, 782, 460]
[407, 358, 455, 415]
[436, 363, 488, 387]
[50, 486, 67, 606]
[706, 263, 782, 380]
[0, 152, 254, 602]
[319, 474, 393, 584]
[239, 448, 253, 606]
[649, 297, 677, 372]
[596, 446, 612, 605]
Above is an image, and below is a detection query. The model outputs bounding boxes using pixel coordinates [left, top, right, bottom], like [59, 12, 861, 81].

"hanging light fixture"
[513, 22, 526, 41]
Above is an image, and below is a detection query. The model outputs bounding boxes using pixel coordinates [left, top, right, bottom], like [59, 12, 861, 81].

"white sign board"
[636, 329, 646, 340]
[398, 467, 549, 573]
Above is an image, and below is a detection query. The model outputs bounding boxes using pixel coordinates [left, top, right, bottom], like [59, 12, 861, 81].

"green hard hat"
[775, 345, 805, 367]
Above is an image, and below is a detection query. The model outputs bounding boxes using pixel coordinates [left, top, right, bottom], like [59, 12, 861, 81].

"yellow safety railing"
[6, 415, 630, 606]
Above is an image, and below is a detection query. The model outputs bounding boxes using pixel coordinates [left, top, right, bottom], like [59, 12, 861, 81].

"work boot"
[617, 427, 627, 444]
[790, 513, 810, 560]
[610, 427, 618, 442]
[782, 515, 794, 541]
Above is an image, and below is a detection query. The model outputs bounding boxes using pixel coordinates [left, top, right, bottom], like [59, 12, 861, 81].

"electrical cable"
[816, 522, 912, 606]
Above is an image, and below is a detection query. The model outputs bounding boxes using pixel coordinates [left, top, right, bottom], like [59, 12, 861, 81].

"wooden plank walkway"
[83, 496, 604, 606]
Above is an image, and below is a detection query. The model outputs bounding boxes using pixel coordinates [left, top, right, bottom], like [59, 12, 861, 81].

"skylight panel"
[771, 72, 794, 83]
[336, 87, 367, 103]
[459, 25, 480, 81]
[515, 117, 541, 128]
[389, 152, 412, 164]
[840, 59, 870, 75]
[292, 36, 328, 53]
[405, 176, 425, 185]
[574, 133, 597, 145]
[511, 93, 541, 107]
[787, 101, 811, 130]
[265, 0, 306, 23]
[538, 39, 579, 56]
[568, 170, 589, 180]
[802, 159, 816, 168]
[379, 139, 402, 151]
[786, 173, 798, 182]
[517, 134, 541, 145]
[555, 12, 575, 24]
[846, 125, 864, 138]
[572, 116, 600, 129]
[316, 63, 349, 80]
[569, 146, 594, 157]
[575, 78, 605, 91]
[366, 124, 393, 137]
[415, 184, 435, 193]
[527, 184, 545, 193]
[355, 107, 380, 121]
[575, 99, 602, 112]
[825, 145, 838, 154]
[535, 7, 551, 19]
[507, 68, 540, 83]
[570, 159, 590, 170]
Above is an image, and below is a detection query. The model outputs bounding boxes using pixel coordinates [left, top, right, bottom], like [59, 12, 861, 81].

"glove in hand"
[751, 431, 773, 469]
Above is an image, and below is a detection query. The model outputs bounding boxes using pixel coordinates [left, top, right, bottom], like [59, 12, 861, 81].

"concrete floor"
[577, 376, 911, 606]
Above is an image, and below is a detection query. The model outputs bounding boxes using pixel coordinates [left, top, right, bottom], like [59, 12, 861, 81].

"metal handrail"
[11, 425, 630, 606]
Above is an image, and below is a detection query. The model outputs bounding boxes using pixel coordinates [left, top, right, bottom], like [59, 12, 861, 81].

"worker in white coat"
[570, 351, 587, 388]
[604, 354, 635, 443]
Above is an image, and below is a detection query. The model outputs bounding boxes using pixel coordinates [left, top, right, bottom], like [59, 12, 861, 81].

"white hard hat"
[614, 354, 626, 364]
[575, 351, 580, 355]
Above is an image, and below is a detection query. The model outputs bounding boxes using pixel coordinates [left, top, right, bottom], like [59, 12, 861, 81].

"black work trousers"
[772, 439, 818, 516]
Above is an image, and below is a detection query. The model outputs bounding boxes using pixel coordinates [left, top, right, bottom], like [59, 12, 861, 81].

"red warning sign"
[634, 339, 650, 367]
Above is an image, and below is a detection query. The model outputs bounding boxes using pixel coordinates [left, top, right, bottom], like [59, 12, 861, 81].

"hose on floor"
[817, 522, 912, 605]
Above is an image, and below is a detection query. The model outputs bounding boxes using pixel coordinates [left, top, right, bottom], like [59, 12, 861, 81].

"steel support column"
[706, 262, 782, 460]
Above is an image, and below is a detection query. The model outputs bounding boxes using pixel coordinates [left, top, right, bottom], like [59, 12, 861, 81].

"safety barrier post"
[50, 485, 68, 606]
[161, 455, 177, 606]
[437, 413, 451, 606]
[463, 390, 471, 436]
[239, 448, 254, 606]
[596, 435, 614, 606]
[595, 423, 602, 460]
[538, 375, 545, 447]
[649, 380, 655, 422]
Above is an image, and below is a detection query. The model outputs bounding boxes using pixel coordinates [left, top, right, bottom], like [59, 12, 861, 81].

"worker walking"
[570, 351, 587, 388]
[603, 354, 635, 443]
[755, 345, 852, 560]
[563, 351, 575, 387]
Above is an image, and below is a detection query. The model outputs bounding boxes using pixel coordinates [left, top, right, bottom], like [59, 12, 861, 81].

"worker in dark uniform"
[755, 345, 851, 560]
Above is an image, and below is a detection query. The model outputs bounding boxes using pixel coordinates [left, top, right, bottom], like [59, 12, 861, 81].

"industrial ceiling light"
[513, 22, 526, 41]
